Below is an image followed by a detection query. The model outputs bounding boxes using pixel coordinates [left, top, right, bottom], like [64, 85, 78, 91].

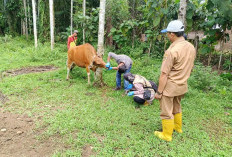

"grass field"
[0, 37, 231, 156]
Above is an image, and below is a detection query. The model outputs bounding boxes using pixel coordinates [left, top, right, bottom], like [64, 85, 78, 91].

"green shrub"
[223, 59, 232, 70]
[220, 72, 232, 81]
[189, 63, 232, 94]
[189, 64, 215, 91]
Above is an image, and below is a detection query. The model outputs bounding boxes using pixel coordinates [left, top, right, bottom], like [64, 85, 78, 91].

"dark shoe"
[113, 87, 121, 91]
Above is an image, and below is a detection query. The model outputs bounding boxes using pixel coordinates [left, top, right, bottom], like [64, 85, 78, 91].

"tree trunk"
[28, 0, 31, 34]
[229, 54, 231, 71]
[4, 0, 7, 10]
[106, 16, 113, 46]
[32, 0, 38, 48]
[131, 0, 135, 48]
[218, 33, 225, 70]
[148, 39, 152, 56]
[70, 0, 73, 35]
[178, 0, 187, 26]
[49, 0, 55, 50]
[164, 38, 168, 52]
[83, 0, 86, 44]
[21, 19, 23, 35]
[38, 0, 40, 21]
[194, 32, 199, 57]
[95, 0, 106, 86]
[5, 2, 15, 35]
[208, 48, 212, 66]
[218, 53, 223, 70]
[23, 0, 28, 40]
[164, 0, 168, 27]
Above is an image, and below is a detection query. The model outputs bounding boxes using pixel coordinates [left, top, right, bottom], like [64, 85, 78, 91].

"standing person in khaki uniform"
[154, 20, 196, 141]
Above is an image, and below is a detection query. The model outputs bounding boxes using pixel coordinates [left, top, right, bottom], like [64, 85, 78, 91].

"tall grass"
[0, 37, 231, 156]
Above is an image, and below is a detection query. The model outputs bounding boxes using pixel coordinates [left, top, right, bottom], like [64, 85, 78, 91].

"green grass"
[0, 37, 231, 156]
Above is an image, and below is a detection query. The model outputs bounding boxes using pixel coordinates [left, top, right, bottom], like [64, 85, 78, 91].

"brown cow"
[66, 43, 106, 84]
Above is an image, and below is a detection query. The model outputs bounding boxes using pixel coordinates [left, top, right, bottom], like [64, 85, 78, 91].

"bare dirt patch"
[81, 145, 96, 157]
[0, 111, 64, 157]
[2, 65, 58, 77]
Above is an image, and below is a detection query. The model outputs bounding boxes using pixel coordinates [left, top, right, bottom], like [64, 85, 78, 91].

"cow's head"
[93, 56, 106, 69]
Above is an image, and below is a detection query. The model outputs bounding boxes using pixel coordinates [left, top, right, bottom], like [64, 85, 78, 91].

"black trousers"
[133, 96, 145, 104]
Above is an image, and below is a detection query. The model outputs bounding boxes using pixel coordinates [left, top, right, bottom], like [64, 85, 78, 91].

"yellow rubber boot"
[154, 119, 174, 142]
[143, 100, 151, 106]
[174, 113, 183, 133]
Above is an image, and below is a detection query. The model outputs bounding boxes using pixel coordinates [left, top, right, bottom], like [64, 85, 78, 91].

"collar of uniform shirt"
[169, 36, 185, 48]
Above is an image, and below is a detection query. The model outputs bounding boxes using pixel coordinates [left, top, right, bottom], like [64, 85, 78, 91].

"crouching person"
[124, 73, 157, 106]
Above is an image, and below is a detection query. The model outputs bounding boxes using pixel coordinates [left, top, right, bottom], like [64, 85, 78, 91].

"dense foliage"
[0, 0, 231, 71]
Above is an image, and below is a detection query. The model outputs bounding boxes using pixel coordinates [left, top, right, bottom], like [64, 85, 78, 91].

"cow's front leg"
[85, 66, 91, 84]
[67, 68, 70, 80]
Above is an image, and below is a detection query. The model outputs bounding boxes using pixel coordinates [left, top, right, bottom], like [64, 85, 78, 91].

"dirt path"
[2, 65, 58, 77]
[0, 111, 63, 157]
[0, 65, 63, 156]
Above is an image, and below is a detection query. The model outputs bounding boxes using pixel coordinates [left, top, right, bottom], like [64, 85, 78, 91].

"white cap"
[161, 20, 184, 33]
[74, 30, 78, 33]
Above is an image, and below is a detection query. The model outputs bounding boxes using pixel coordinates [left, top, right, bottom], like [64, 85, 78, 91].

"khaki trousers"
[159, 95, 184, 119]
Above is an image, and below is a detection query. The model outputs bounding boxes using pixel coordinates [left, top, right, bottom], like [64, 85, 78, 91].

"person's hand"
[106, 62, 110, 68]
[126, 84, 133, 90]
[106, 67, 113, 70]
[154, 93, 162, 100]
[127, 91, 134, 96]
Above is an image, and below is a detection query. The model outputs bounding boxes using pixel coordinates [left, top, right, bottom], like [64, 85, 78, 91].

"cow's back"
[68, 43, 97, 68]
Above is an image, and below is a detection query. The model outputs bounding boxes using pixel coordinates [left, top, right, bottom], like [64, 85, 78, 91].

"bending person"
[106, 52, 132, 91]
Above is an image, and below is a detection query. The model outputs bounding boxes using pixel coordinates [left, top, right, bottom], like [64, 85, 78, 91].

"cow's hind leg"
[70, 64, 75, 72]
[85, 66, 91, 84]
[66, 59, 73, 80]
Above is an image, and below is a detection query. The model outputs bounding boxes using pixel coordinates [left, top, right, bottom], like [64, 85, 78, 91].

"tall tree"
[23, 0, 28, 39]
[4, 0, 22, 35]
[37, 0, 40, 21]
[70, 0, 73, 34]
[95, 0, 106, 86]
[83, 0, 86, 44]
[4, 0, 7, 10]
[27, 0, 31, 34]
[49, 0, 54, 50]
[178, 0, 187, 26]
[32, 0, 37, 47]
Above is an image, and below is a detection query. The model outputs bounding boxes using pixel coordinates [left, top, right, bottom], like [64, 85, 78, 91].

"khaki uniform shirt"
[161, 37, 196, 97]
